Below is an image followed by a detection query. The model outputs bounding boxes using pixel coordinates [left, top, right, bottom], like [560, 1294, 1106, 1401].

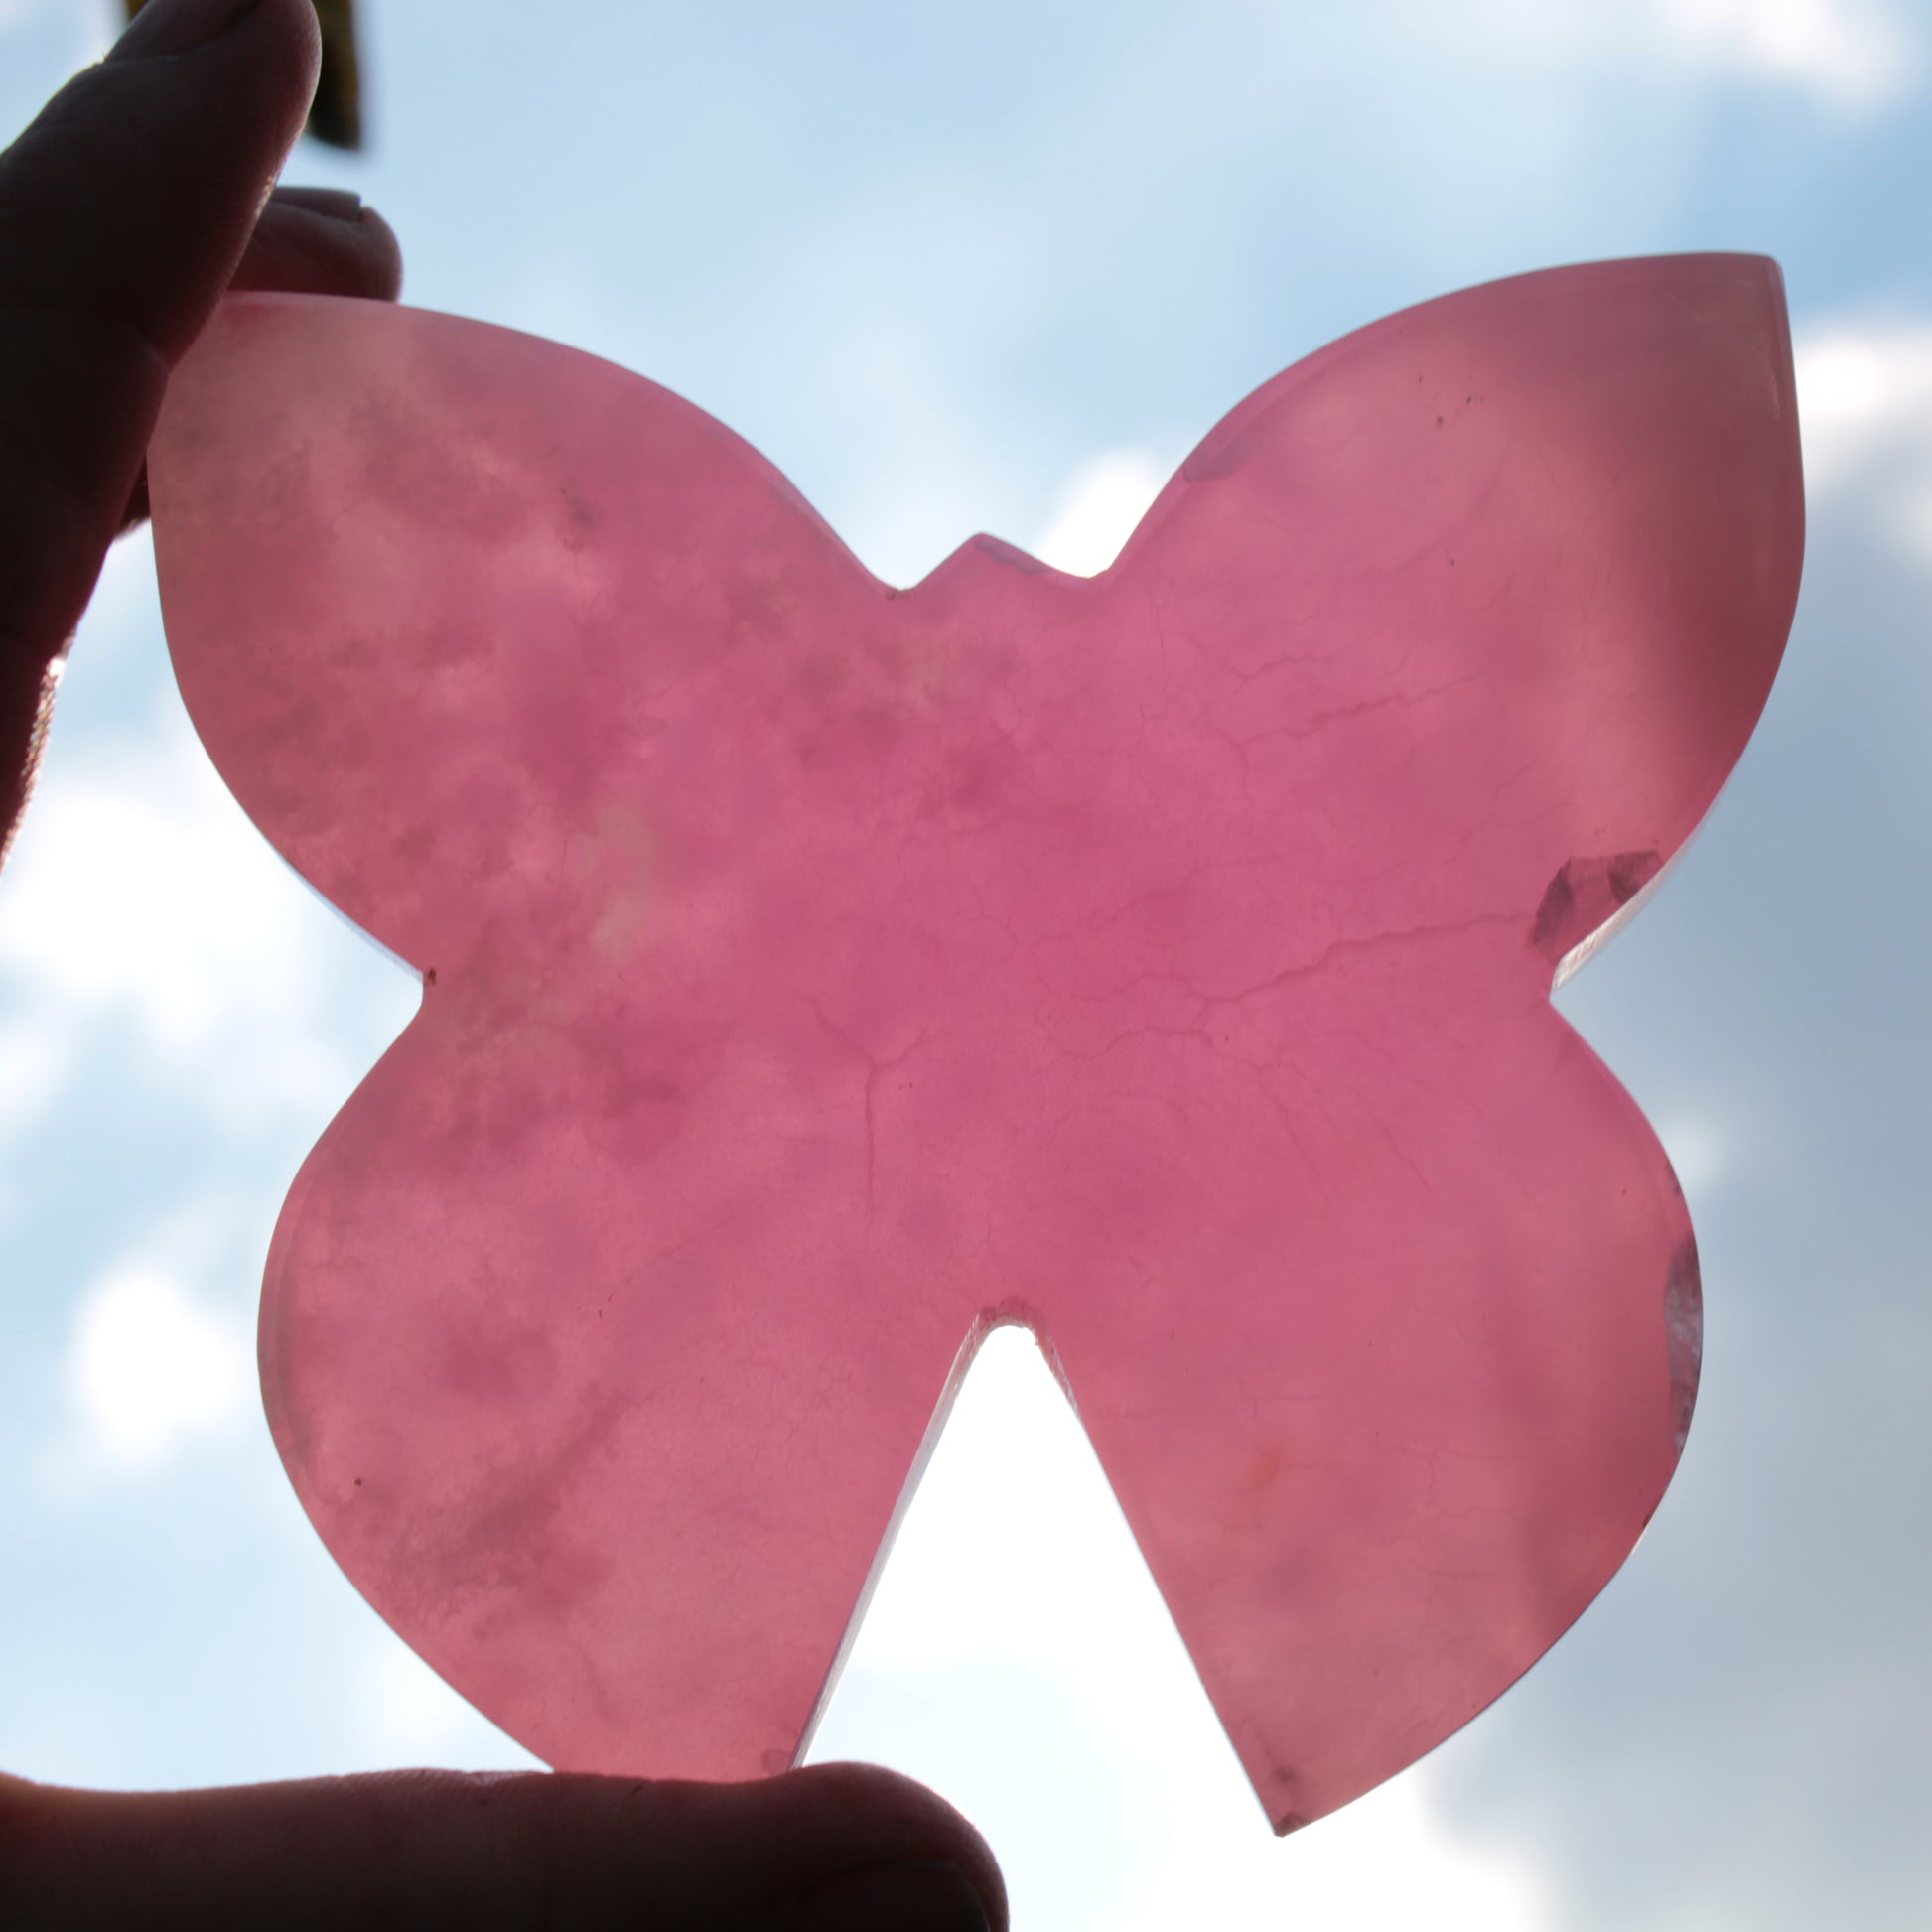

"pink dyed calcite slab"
[149, 257, 1801, 1832]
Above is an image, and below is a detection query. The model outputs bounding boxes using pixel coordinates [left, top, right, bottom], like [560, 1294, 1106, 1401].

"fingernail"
[111, 0, 263, 59]
[790, 1860, 990, 1932]
[270, 186, 365, 221]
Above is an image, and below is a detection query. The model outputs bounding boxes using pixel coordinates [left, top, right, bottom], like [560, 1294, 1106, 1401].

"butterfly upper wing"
[1107, 252, 1800, 976]
[151, 294, 886, 979]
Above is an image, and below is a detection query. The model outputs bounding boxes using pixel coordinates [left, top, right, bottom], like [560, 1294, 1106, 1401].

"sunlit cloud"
[60, 1263, 252, 1476]
[0, 1016, 72, 1148]
[1137, 1769, 1552, 1932]
[1652, 0, 1917, 107]
[1469, 0, 1919, 109]
[0, 711, 401, 1132]
[0, 728, 327, 1058]
[1795, 317, 1932, 566]
[0, 1017, 70, 1231]
[1795, 320, 1932, 485]
[1031, 450, 1169, 578]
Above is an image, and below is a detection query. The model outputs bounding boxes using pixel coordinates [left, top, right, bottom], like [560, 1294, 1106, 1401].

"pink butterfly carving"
[149, 254, 1801, 1832]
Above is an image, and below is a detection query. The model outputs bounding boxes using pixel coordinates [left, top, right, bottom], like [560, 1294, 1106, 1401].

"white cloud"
[1462, 0, 1918, 108]
[0, 1017, 71, 1148]
[0, 727, 326, 1059]
[1653, 0, 1917, 107]
[1031, 450, 1170, 577]
[1139, 1769, 1552, 1932]
[1795, 320, 1932, 483]
[61, 1263, 252, 1476]
[0, 710, 400, 1129]
[1794, 318, 1932, 564]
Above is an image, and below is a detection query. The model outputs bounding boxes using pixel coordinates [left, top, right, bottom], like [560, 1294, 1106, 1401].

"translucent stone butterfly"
[150, 254, 1801, 1831]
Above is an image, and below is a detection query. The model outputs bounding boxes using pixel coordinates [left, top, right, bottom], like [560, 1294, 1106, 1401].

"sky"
[3, 0, 1931, 1925]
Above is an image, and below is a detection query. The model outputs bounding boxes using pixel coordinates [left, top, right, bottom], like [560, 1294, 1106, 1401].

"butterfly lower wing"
[1039, 959, 1695, 1830]
[261, 991, 968, 1777]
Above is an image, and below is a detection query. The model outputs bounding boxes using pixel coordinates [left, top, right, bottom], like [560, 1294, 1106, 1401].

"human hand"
[1, 0, 409, 862]
[0, 3, 1006, 1926]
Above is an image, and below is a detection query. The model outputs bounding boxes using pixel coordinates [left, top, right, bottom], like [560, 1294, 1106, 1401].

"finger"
[117, 186, 403, 527]
[0, 1761, 1008, 1931]
[229, 185, 403, 298]
[0, 0, 321, 855]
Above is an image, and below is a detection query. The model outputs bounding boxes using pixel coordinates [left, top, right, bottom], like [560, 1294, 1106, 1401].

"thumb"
[0, 0, 320, 851]
[0, 1761, 1007, 1931]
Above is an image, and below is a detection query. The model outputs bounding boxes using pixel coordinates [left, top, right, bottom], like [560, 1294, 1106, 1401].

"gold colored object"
[121, 0, 363, 149]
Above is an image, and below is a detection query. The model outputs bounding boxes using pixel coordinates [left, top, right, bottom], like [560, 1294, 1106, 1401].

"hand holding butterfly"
[0, 2, 1004, 1927]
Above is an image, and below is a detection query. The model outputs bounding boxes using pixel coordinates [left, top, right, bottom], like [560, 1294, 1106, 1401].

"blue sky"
[4, 0, 1932, 1925]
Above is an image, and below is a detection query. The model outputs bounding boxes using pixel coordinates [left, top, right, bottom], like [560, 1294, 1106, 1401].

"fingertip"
[105, 0, 322, 151]
[745, 1762, 1010, 1932]
[110, 0, 323, 82]
[230, 195, 403, 300]
[356, 206, 405, 301]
